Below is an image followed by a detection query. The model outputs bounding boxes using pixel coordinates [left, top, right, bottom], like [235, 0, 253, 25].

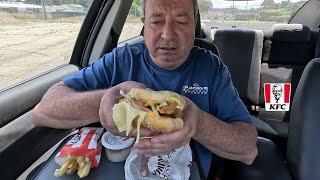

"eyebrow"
[175, 12, 190, 17]
[150, 11, 191, 18]
[150, 12, 164, 18]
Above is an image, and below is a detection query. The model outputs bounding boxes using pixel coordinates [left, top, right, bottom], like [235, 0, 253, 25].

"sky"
[212, 0, 305, 9]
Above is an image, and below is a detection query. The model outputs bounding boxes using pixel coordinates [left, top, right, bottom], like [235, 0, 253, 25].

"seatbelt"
[262, 39, 272, 62]
[315, 32, 320, 58]
[208, 155, 224, 180]
[190, 140, 206, 180]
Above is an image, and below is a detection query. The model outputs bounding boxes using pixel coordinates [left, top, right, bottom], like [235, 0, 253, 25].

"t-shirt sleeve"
[210, 61, 252, 123]
[63, 51, 116, 91]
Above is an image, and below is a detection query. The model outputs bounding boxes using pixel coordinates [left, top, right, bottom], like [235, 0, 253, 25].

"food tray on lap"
[28, 134, 126, 180]
[28, 132, 202, 180]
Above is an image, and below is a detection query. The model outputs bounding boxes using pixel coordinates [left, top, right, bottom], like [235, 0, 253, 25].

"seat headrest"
[211, 29, 262, 104]
[272, 24, 303, 31]
[272, 24, 311, 42]
[268, 24, 315, 65]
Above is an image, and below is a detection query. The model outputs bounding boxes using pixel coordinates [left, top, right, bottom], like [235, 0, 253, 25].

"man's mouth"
[159, 47, 177, 52]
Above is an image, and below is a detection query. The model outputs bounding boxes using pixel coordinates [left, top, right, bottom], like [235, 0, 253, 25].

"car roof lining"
[289, 0, 320, 31]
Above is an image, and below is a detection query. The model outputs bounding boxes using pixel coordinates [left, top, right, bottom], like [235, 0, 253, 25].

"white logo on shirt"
[183, 83, 208, 95]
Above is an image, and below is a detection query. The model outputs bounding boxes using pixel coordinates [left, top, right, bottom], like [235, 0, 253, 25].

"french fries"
[54, 155, 92, 178]
[54, 128, 103, 178]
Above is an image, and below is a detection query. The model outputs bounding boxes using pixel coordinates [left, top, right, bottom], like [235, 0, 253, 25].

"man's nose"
[161, 21, 175, 40]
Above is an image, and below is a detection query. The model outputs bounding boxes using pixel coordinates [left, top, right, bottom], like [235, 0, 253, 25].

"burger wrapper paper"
[125, 143, 192, 180]
[54, 127, 104, 168]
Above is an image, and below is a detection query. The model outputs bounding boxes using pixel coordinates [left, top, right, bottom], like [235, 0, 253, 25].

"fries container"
[101, 131, 135, 162]
[55, 127, 104, 168]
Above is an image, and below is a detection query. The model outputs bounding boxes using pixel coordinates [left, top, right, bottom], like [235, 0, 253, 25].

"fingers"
[150, 123, 193, 144]
[100, 81, 148, 133]
[150, 132, 180, 144]
[106, 127, 156, 140]
[135, 141, 188, 156]
[134, 135, 189, 156]
[140, 149, 168, 157]
[118, 81, 146, 93]
[133, 118, 195, 156]
[128, 127, 156, 137]
[135, 140, 168, 156]
[134, 139, 152, 149]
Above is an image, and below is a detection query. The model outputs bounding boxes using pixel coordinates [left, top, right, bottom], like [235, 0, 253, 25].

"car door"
[0, 0, 133, 179]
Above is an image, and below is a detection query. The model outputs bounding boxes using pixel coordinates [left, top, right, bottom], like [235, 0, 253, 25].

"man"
[33, 0, 258, 178]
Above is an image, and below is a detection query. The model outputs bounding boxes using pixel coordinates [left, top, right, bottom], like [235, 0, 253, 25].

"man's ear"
[141, 16, 145, 24]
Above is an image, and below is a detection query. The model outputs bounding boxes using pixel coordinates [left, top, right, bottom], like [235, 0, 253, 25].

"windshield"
[199, 0, 308, 30]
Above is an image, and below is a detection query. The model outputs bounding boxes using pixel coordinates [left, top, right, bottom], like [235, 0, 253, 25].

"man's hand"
[134, 98, 200, 156]
[99, 81, 153, 137]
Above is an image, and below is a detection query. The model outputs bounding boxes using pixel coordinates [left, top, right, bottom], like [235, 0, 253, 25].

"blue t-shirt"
[63, 42, 252, 176]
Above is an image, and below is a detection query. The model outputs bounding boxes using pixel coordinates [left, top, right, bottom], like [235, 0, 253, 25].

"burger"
[112, 88, 185, 142]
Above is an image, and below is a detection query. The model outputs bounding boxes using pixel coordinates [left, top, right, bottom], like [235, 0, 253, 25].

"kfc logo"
[264, 83, 291, 111]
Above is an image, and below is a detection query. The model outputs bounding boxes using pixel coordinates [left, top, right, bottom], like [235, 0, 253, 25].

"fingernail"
[151, 138, 161, 143]
[119, 90, 125, 96]
[135, 149, 143, 155]
[134, 143, 142, 148]
[145, 141, 152, 147]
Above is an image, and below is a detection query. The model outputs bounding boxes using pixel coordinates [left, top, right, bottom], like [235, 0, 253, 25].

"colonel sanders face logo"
[264, 83, 291, 111]
[272, 84, 283, 103]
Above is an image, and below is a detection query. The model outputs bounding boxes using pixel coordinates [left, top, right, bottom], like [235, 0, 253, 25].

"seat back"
[212, 29, 263, 105]
[287, 58, 320, 180]
[314, 31, 320, 58]
[258, 24, 318, 123]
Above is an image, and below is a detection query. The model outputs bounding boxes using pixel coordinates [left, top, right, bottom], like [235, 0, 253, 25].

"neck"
[149, 54, 190, 71]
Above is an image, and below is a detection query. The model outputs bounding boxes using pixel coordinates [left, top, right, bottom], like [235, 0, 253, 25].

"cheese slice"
[151, 104, 159, 116]
[135, 113, 146, 144]
[112, 101, 147, 138]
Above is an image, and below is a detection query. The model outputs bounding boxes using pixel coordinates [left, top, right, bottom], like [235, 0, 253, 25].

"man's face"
[142, 0, 196, 70]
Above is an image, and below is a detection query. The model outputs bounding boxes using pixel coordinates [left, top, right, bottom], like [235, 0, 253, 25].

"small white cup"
[101, 131, 135, 162]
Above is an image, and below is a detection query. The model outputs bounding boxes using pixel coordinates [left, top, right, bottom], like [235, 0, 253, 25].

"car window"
[199, 0, 308, 30]
[118, 0, 144, 43]
[0, 0, 93, 91]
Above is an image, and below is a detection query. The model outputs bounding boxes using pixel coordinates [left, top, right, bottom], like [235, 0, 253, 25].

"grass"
[126, 16, 142, 23]
[202, 18, 281, 30]
[208, 19, 279, 25]
[0, 12, 19, 24]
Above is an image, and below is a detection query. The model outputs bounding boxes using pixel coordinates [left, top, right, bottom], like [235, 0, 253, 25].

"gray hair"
[142, 0, 199, 20]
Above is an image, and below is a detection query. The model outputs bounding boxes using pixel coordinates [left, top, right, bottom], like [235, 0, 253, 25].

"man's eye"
[151, 21, 162, 25]
[177, 21, 187, 25]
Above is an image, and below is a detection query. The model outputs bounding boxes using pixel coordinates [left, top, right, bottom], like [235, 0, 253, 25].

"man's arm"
[193, 110, 258, 164]
[33, 81, 104, 129]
